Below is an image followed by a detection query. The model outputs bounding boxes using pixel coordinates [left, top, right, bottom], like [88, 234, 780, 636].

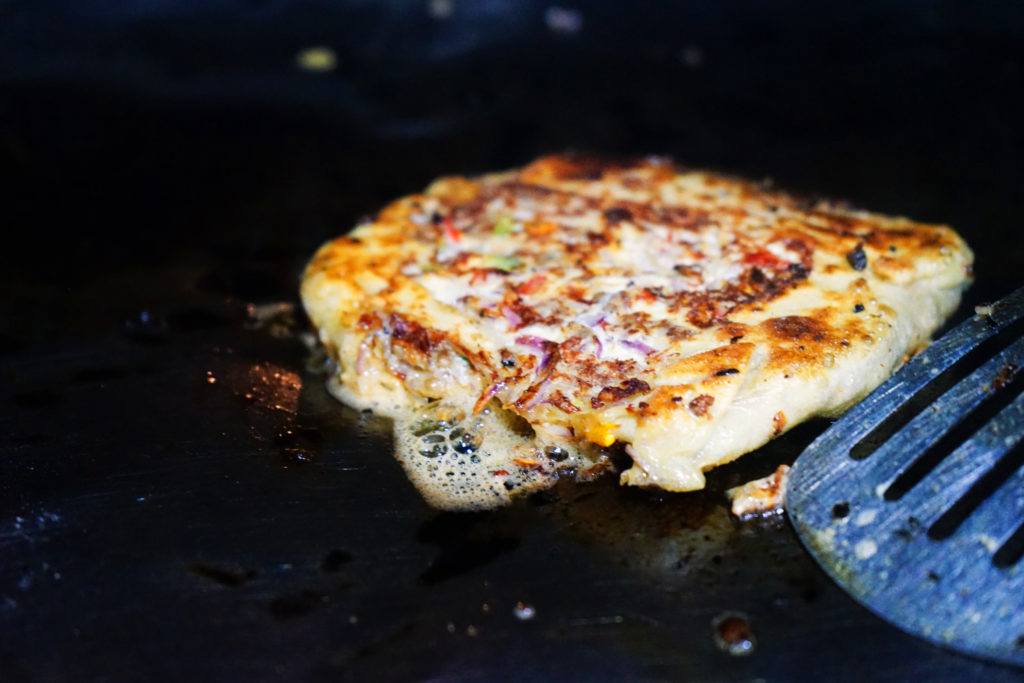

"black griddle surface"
[2, 3, 1023, 680]
[5, 273, 1022, 683]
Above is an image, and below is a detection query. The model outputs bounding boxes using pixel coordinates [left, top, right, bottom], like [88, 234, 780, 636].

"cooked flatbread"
[302, 155, 972, 509]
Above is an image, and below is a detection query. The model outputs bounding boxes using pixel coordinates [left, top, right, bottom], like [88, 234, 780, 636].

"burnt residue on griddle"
[274, 424, 324, 463]
[167, 307, 236, 333]
[197, 263, 291, 301]
[0, 332, 26, 356]
[222, 359, 330, 466]
[320, 549, 354, 573]
[65, 360, 159, 386]
[409, 412, 819, 591]
[71, 365, 135, 383]
[186, 562, 257, 588]
[11, 388, 65, 409]
[503, 416, 828, 624]
[712, 611, 756, 656]
[244, 301, 302, 338]
[267, 589, 333, 620]
[798, 581, 820, 604]
[123, 305, 242, 343]
[8, 433, 52, 448]
[416, 512, 523, 585]
[328, 620, 422, 672]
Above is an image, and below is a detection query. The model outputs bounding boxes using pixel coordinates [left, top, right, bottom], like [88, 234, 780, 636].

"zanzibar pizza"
[301, 155, 973, 510]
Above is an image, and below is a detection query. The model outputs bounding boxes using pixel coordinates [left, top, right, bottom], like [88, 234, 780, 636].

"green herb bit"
[493, 215, 517, 235]
[485, 255, 521, 272]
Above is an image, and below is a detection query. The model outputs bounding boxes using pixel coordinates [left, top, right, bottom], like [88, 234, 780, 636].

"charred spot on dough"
[356, 313, 382, 331]
[426, 176, 480, 203]
[765, 316, 829, 343]
[718, 322, 748, 342]
[674, 263, 701, 279]
[917, 229, 951, 250]
[688, 394, 715, 417]
[763, 315, 843, 373]
[388, 314, 434, 354]
[845, 243, 868, 271]
[630, 383, 698, 419]
[866, 226, 913, 242]
[524, 153, 678, 184]
[868, 223, 956, 259]
[591, 378, 651, 409]
[548, 390, 581, 413]
[772, 410, 787, 436]
[602, 206, 633, 224]
[521, 155, 604, 183]
[665, 342, 755, 379]
[787, 262, 811, 279]
[630, 204, 711, 231]
[687, 299, 719, 328]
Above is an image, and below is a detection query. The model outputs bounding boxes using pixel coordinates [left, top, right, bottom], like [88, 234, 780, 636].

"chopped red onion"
[481, 381, 504, 401]
[473, 381, 505, 413]
[576, 292, 613, 327]
[514, 335, 552, 350]
[621, 338, 657, 355]
[501, 305, 523, 328]
[519, 376, 551, 409]
[537, 352, 554, 373]
[515, 335, 556, 374]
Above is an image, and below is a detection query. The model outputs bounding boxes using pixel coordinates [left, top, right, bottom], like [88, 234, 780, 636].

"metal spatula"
[787, 286, 1024, 667]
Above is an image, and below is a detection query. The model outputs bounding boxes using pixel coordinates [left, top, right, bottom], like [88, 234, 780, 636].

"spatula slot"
[850, 318, 1024, 461]
[883, 364, 1024, 501]
[787, 289, 1024, 667]
[993, 521, 1024, 568]
[928, 440, 1024, 540]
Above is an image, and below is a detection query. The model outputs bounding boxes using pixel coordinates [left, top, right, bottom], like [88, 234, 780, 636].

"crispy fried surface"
[302, 154, 972, 495]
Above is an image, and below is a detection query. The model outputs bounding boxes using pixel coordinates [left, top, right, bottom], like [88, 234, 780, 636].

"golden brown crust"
[302, 153, 973, 496]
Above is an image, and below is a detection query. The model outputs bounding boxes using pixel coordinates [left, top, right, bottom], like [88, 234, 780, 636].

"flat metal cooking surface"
[2, 4, 1023, 678]
[4, 265, 1020, 682]
[0, 170, 1020, 683]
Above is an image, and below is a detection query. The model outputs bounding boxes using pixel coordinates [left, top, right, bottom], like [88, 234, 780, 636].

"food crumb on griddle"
[726, 464, 790, 519]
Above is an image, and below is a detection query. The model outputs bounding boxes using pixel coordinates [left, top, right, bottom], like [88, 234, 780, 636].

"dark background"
[2, 1, 1023, 681]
